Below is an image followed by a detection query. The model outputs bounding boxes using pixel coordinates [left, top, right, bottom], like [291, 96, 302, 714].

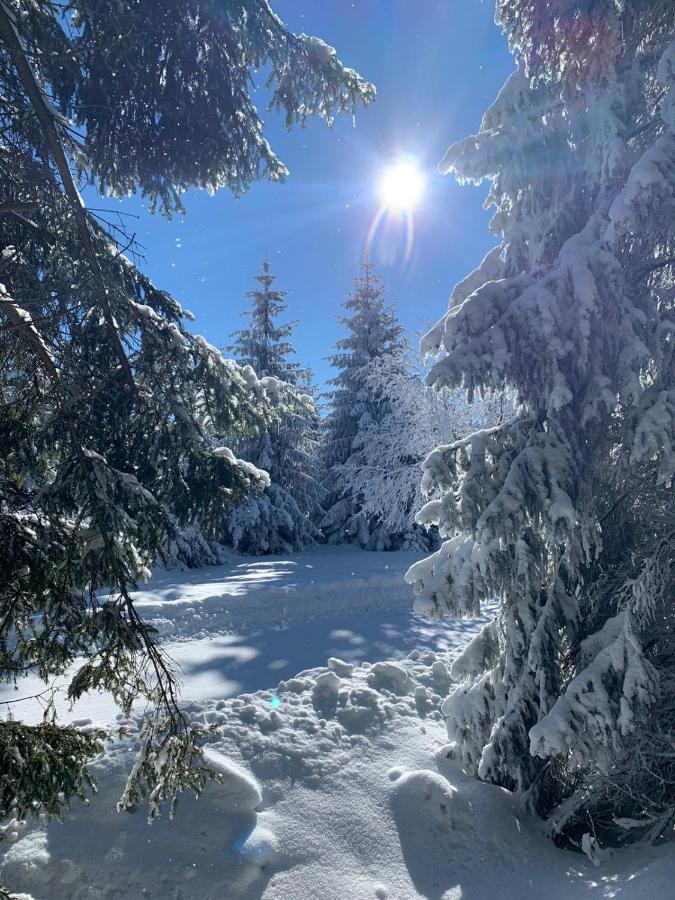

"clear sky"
[91, 1, 513, 387]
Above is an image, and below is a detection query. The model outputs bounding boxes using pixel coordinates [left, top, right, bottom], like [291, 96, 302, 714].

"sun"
[377, 160, 424, 211]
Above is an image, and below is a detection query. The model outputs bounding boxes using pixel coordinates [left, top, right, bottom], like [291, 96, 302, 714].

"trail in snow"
[132, 546, 428, 636]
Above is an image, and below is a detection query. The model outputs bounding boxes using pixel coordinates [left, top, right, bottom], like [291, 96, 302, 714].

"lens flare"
[367, 158, 424, 266]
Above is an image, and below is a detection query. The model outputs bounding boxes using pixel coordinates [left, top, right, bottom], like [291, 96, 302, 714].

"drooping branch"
[1, 286, 183, 730]
[638, 255, 675, 278]
[0, 0, 136, 395]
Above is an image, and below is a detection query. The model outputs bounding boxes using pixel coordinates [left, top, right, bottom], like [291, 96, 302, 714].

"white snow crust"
[1, 548, 672, 899]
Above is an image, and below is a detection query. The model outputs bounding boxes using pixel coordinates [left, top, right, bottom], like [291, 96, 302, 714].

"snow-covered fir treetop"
[328, 258, 404, 376]
[322, 257, 405, 481]
[228, 258, 309, 384]
[321, 258, 409, 549]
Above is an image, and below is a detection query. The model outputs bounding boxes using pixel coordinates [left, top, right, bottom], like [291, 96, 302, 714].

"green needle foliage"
[225, 259, 325, 553]
[0, 0, 373, 835]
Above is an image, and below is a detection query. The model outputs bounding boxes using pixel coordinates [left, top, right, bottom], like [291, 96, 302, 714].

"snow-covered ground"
[1, 547, 673, 899]
[1, 547, 467, 725]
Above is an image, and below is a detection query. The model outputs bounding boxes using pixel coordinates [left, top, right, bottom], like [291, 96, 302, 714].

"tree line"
[172, 254, 493, 564]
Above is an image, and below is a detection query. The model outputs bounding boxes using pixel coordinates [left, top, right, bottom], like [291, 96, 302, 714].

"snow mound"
[228, 825, 281, 894]
[201, 748, 262, 812]
[327, 656, 354, 677]
[313, 670, 342, 695]
[367, 660, 414, 695]
[390, 768, 471, 830]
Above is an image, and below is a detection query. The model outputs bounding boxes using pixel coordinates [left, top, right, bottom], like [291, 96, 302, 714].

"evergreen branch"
[638, 255, 675, 277]
[2, 288, 189, 786]
[0, 0, 137, 397]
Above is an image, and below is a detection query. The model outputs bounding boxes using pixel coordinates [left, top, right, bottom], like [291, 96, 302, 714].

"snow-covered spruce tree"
[158, 513, 230, 570]
[341, 343, 505, 551]
[406, 1, 674, 845]
[0, 0, 372, 834]
[321, 259, 406, 549]
[224, 259, 325, 553]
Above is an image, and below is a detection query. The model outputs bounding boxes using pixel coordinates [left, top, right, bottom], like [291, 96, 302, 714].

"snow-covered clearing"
[1, 547, 673, 899]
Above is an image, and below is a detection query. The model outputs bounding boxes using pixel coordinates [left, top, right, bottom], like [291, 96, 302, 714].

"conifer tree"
[322, 259, 405, 548]
[225, 260, 324, 552]
[0, 0, 372, 833]
[341, 343, 504, 551]
[229, 259, 303, 382]
[407, 0, 675, 846]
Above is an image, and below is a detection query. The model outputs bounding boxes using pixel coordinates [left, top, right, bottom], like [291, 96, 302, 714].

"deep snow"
[0, 547, 475, 725]
[1, 547, 673, 899]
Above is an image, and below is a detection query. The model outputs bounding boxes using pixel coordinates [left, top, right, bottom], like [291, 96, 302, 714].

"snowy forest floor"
[1, 546, 673, 899]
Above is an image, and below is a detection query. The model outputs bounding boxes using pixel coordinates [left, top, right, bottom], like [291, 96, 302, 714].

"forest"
[0, 1, 673, 898]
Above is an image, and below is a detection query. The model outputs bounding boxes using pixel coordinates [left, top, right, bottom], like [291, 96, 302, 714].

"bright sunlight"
[377, 159, 425, 211]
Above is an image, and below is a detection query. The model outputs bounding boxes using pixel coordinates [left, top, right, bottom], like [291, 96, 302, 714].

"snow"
[327, 657, 354, 677]
[299, 34, 337, 65]
[132, 545, 428, 634]
[367, 660, 414, 695]
[211, 445, 270, 486]
[0, 547, 475, 726]
[1, 548, 673, 898]
[200, 749, 262, 813]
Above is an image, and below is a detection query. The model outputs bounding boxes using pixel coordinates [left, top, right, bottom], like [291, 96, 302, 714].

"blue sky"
[92, 1, 513, 387]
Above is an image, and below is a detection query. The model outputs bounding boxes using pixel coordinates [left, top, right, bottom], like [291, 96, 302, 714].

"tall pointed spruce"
[322, 258, 405, 549]
[225, 259, 324, 552]
[407, 1, 675, 845]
